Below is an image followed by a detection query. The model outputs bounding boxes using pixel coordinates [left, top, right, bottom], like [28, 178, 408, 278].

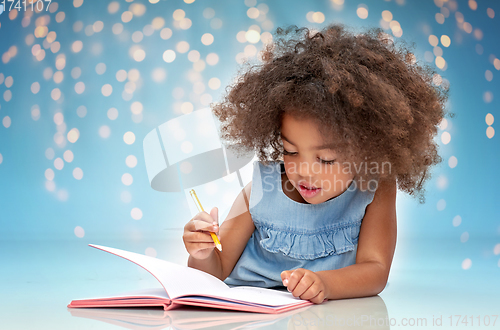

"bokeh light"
[73, 168, 84, 180]
[67, 128, 80, 143]
[123, 132, 136, 145]
[131, 207, 143, 220]
[122, 173, 134, 186]
[63, 150, 74, 163]
[357, 5, 368, 19]
[74, 226, 85, 238]
[126, 155, 138, 168]
[108, 108, 119, 120]
[99, 125, 111, 139]
[163, 50, 176, 63]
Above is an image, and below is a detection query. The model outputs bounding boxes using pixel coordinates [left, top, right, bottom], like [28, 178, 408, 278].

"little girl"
[183, 23, 450, 304]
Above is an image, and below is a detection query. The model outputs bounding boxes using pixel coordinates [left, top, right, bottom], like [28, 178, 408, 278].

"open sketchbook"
[68, 245, 313, 314]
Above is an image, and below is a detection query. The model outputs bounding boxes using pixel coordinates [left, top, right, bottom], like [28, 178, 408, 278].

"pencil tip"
[217, 244, 222, 252]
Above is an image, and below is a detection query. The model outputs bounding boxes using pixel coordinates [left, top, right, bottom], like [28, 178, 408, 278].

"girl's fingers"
[209, 207, 219, 226]
[285, 269, 305, 294]
[185, 211, 219, 231]
[191, 242, 216, 259]
[291, 276, 314, 298]
[192, 242, 216, 250]
[192, 219, 219, 232]
[307, 289, 325, 304]
[281, 270, 292, 285]
[298, 283, 320, 300]
[185, 231, 218, 243]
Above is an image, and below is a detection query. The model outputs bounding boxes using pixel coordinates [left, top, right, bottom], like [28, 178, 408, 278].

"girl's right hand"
[183, 207, 219, 260]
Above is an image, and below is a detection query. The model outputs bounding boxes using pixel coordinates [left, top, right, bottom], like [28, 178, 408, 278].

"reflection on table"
[69, 294, 388, 330]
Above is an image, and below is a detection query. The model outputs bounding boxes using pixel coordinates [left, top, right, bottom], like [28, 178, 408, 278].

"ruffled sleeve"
[256, 221, 361, 260]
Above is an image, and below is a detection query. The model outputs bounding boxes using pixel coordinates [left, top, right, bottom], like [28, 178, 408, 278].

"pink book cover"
[68, 245, 314, 314]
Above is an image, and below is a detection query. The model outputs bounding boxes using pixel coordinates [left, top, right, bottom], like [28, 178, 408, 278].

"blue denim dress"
[224, 160, 376, 288]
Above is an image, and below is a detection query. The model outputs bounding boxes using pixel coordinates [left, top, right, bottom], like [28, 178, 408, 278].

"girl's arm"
[282, 179, 397, 302]
[187, 181, 256, 280]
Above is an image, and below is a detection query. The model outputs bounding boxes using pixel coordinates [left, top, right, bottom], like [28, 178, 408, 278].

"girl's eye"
[282, 150, 335, 165]
[319, 158, 336, 165]
[282, 149, 297, 156]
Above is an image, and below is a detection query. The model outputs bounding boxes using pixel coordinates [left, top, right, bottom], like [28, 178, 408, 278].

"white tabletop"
[2, 237, 498, 330]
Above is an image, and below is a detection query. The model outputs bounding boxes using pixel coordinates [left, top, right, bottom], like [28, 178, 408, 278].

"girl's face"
[280, 112, 355, 204]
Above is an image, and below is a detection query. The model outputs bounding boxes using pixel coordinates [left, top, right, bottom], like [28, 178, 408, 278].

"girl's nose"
[296, 160, 316, 178]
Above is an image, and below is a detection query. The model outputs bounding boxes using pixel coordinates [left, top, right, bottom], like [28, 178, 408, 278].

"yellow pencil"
[189, 189, 222, 252]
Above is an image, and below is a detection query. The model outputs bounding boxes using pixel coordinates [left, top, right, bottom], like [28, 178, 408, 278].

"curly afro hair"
[212, 23, 453, 204]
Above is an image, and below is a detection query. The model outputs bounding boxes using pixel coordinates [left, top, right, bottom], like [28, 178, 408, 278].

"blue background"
[0, 1, 499, 322]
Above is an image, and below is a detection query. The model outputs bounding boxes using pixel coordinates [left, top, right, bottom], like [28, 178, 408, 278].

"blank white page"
[198, 286, 305, 307]
[90, 244, 229, 299]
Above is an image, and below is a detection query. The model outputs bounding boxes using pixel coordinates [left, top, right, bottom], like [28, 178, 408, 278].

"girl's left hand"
[281, 268, 328, 304]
